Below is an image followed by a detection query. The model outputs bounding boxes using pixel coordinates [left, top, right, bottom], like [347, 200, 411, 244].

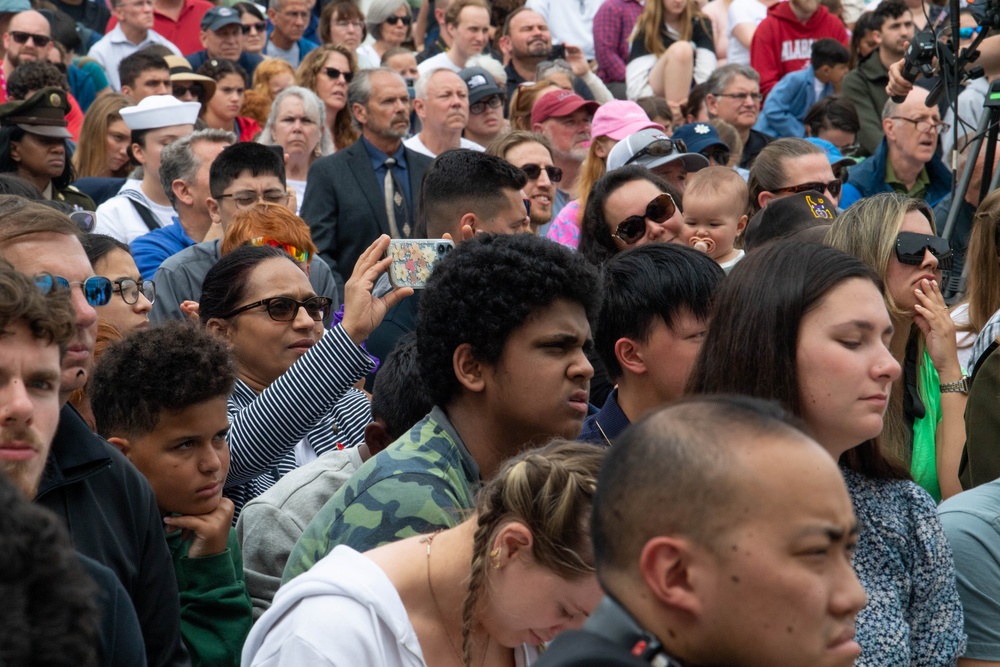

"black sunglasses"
[34, 273, 113, 306]
[385, 14, 412, 25]
[241, 21, 267, 34]
[774, 179, 843, 199]
[113, 278, 156, 305]
[613, 193, 676, 244]
[220, 295, 333, 322]
[323, 67, 353, 83]
[520, 163, 562, 183]
[10, 31, 51, 47]
[895, 231, 953, 271]
[625, 138, 687, 167]
[173, 82, 205, 98]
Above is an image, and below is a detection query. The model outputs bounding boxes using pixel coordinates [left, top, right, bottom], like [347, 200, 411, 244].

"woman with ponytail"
[243, 440, 605, 667]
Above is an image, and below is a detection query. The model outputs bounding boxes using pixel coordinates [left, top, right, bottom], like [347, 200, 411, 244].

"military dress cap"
[120, 94, 201, 131]
[0, 87, 72, 139]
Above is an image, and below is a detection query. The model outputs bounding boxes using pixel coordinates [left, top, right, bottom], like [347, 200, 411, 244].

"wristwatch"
[940, 376, 970, 394]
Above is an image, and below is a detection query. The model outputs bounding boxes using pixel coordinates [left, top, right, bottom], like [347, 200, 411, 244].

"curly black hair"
[416, 233, 600, 407]
[90, 320, 237, 440]
[0, 474, 99, 667]
[6, 61, 69, 100]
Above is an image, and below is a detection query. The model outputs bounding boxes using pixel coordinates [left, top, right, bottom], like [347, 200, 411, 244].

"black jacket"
[37, 406, 189, 667]
[79, 554, 148, 666]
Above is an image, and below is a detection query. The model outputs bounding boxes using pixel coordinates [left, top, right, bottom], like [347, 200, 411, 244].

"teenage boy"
[91, 320, 253, 667]
[757, 38, 850, 138]
[581, 244, 723, 445]
[284, 232, 599, 581]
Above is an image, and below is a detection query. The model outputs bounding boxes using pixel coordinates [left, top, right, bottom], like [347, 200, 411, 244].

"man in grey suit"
[300, 68, 434, 297]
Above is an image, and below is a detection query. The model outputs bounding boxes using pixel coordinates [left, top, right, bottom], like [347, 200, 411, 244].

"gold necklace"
[422, 531, 490, 667]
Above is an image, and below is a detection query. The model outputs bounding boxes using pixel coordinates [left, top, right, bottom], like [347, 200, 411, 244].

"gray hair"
[258, 86, 335, 157]
[413, 67, 456, 100]
[366, 0, 410, 40]
[348, 67, 406, 111]
[705, 64, 759, 96]
[466, 55, 507, 86]
[159, 129, 236, 209]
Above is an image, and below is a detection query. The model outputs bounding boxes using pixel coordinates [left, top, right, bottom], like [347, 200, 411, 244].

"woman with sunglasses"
[687, 240, 965, 667]
[241, 58, 297, 127]
[71, 94, 135, 179]
[547, 101, 664, 250]
[235, 2, 268, 55]
[197, 58, 263, 142]
[257, 87, 334, 215]
[746, 136, 840, 214]
[358, 0, 412, 69]
[827, 192, 965, 502]
[200, 226, 411, 516]
[579, 165, 682, 269]
[296, 44, 359, 152]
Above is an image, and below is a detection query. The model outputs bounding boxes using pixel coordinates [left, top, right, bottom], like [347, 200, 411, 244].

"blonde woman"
[72, 94, 134, 179]
[296, 44, 360, 152]
[243, 441, 604, 667]
[625, 0, 716, 115]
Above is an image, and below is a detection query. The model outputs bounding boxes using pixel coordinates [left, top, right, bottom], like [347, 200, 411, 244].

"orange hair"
[221, 202, 318, 258]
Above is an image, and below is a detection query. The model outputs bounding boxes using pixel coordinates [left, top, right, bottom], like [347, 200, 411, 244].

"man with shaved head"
[1, 10, 51, 103]
[537, 395, 868, 667]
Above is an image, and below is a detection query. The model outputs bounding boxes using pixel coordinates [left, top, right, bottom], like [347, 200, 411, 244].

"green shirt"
[885, 160, 931, 201]
[282, 406, 481, 583]
[166, 526, 253, 667]
[912, 348, 943, 502]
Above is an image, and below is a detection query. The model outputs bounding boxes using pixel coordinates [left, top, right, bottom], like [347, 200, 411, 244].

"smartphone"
[386, 239, 454, 289]
[549, 44, 566, 60]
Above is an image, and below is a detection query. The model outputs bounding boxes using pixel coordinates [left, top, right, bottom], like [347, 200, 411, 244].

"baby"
[680, 167, 749, 273]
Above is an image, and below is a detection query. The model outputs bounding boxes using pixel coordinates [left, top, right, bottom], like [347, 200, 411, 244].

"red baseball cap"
[531, 90, 600, 127]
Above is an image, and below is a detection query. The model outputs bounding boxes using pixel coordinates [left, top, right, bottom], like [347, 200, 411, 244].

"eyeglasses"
[774, 179, 843, 199]
[891, 116, 950, 134]
[249, 237, 311, 262]
[613, 193, 676, 244]
[217, 189, 290, 209]
[519, 163, 562, 183]
[333, 19, 364, 29]
[9, 31, 51, 47]
[713, 91, 763, 102]
[470, 95, 504, 115]
[624, 138, 687, 167]
[114, 278, 156, 305]
[701, 146, 731, 166]
[220, 295, 333, 322]
[172, 82, 205, 99]
[895, 231, 953, 270]
[323, 67, 353, 83]
[241, 21, 267, 34]
[34, 274, 112, 306]
[384, 14, 412, 26]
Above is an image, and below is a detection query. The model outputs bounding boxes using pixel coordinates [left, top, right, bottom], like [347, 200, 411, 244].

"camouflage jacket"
[282, 406, 481, 582]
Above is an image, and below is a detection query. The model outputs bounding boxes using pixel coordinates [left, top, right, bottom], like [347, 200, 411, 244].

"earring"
[490, 547, 500, 569]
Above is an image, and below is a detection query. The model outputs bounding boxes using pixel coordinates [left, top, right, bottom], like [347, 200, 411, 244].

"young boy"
[680, 166, 749, 273]
[756, 38, 851, 139]
[90, 321, 252, 667]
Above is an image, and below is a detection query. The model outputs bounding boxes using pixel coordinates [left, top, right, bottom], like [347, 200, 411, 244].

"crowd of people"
[3, 0, 1000, 664]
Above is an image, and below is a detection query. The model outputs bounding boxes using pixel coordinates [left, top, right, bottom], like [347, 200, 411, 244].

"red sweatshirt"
[750, 1, 848, 96]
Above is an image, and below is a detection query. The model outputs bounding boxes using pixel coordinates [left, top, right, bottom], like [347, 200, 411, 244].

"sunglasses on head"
[221, 295, 333, 322]
[613, 193, 676, 244]
[10, 31, 51, 47]
[520, 163, 562, 183]
[385, 14, 412, 25]
[323, 67, 353, 83]
[625, 138, 687, 167]
[241, 21, 267, 34]
[774, 179, 843, 199]
[34, 273, 113, 307]
[173, 82, 205, 98]
[895, 231, 952, 271]
[249, 236, 311, 263]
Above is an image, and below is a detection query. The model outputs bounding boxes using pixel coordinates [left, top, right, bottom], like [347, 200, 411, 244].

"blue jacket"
[264, 26, 318, 65]
[840, 138, 951, 208]
[755, 65, 831, 138]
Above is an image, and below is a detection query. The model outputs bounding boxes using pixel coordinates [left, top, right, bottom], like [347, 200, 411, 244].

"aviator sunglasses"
[613, 193, 676, 244]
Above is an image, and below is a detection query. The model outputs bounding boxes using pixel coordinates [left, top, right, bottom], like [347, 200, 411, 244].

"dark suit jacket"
[300, 139, 433, 294]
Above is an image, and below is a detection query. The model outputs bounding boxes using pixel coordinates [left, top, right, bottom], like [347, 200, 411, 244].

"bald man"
[2, 10, 50, 102]
[537, 395, 868, 667]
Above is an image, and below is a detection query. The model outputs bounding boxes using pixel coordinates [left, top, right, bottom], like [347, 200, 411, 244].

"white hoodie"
[243, 545, 539, 666]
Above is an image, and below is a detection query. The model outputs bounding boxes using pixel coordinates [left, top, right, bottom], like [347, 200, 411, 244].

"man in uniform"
[0, 86, 95, 210]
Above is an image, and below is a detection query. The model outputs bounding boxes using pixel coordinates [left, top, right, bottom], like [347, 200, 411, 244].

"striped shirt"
[224, 324, 374, 517]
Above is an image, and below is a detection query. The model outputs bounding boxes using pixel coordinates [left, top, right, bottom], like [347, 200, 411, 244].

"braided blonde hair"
[460, 440, 604, 665]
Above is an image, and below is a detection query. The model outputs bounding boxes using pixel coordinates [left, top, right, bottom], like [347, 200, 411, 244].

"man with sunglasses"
[487, 130, 558, 234]
[186, 6, 264, 82]
[839, 88, 951, 208]
[0, 196, 189, 667]
[1, 10, 51, 104]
